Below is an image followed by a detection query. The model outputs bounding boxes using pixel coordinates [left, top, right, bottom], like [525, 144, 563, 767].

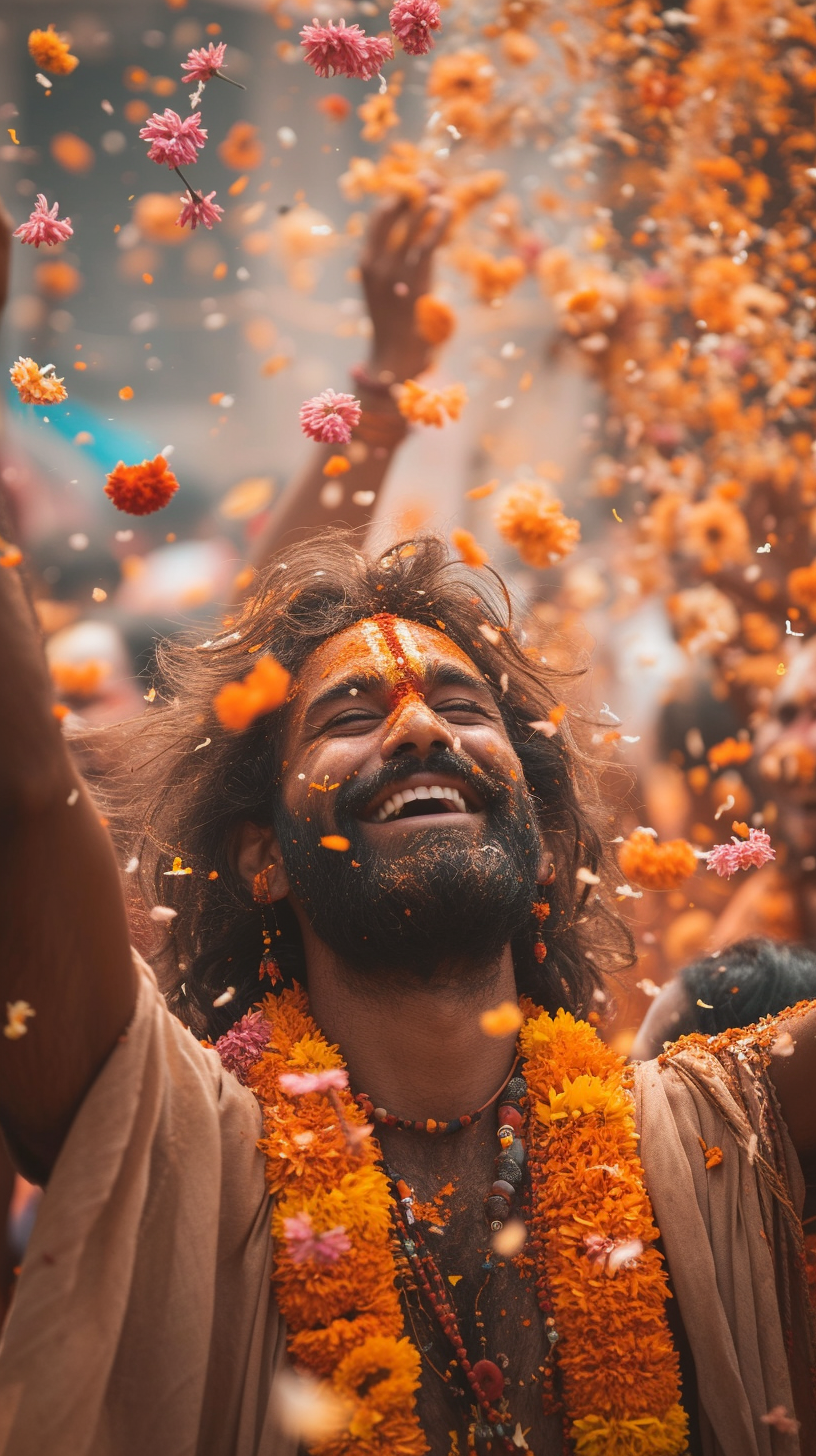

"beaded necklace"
[353, 1056, 520, 1135]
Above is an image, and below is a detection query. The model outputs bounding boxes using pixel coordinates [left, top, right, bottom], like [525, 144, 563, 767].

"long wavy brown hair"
[86, 531, 633, 1039]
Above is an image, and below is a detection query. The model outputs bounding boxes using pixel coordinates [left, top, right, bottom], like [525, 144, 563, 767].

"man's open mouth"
[363, 778, 483, 824]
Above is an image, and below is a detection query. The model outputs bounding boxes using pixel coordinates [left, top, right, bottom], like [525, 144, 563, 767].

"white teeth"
[373, 783, 471, 822]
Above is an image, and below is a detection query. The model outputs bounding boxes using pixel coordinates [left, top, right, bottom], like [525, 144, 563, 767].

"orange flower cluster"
[456, 248, 526, 304]
[396, 379, 467, 427]
[450, 527, 489, 568]
[520, 1008, 688, 1455]
[10, 357, 67, 405]
[213, 655, 291, 732]
[788, 561, 816, 621]
[49, 660, 110, 701]
[707, 737, 753, 771]
[494, 481, 580, 569]
[28, 24, 79, 75]
[104, 454, 179, 515]
[413, 294, 456, 346]
[218, 121, 264, 171]
[357, 92, 400, 144]
[617, 831, 697, 892]
[249, 988, 428, 1455]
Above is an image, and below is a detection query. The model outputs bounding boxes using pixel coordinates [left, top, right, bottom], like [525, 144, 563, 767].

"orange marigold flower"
[683, 497, 750, 573]
[104, 454, 179, 515]
[323, 455, 351, 477]
[49, 660, 110, 700]
[427, 50, 495, 106]
[450, 527, 489, 567]
[28, 24, 79, 75]
[357, 91, 400, 143]
[34, 260, 83, 297]
[50, 132, 95, 174]
[218, 121, 265, 171]
[317, 94, 351, 123]
[494, 480, 580, 568]
[396, 378, 467, 427]
[213, 655, 291, 732]
[414, 293, 456, 346]
[788, 560, 816, 620]
[10, 357, 68, 405]
[618, 830, 697, 891]
[459, 248, 526, 304]
[707, 736, 753, 770]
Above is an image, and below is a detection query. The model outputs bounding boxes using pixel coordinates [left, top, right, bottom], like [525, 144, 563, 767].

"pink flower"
[760, 1407, 800, 1435]
[299, 389, 362, 444]
[300, 18, 394, 81]
[139, 109, 208, 168]
[214, 1010, 269, 1084]
[13, 194, 73, 248]
[706, 827, 775, 879]
[283, 1211, 352, 1265]
[181, 41, 227, 84]
[279, 1067, 349, 1096]
[177, 189, 224, 231]
[584, 1232, 643, 1273]
[389, 0, 441, 55]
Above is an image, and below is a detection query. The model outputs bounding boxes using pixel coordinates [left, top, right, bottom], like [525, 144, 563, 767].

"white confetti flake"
[714, 794, 735, 821]
[125, 856, 140, 875]
[616, 884, 643, 898]
[770, 1030, 795, 1057]
[67, 787, 79, 806]
[150, 905, 177, 923]
[576, 867, 601, 885]
[194, 738, 211, 752]
[213, 985, 236, 1007]
[68, 532, 89, 551]
[272, 1368, 349, 1441]
[277, 127, 297, 149]
[352, 490, 376, 506]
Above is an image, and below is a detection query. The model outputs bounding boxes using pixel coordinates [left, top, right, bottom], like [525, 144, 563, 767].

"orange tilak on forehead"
[359, 614, 425, 710]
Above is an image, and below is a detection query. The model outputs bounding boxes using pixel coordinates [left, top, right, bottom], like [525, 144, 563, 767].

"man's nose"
[381, 694, 455, 760]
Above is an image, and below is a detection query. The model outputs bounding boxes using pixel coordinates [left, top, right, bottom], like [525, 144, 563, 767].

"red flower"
[104, 455, 179, 515]
[177, 190, 224, 231]
[299, 389, 362, 444]
[706, 827, 775, 878]
[181, 42, 227, 84]
[139, 109, 207, 169]
[389, 0, 441, 56]
[13, 194, 73, 248]
[300, 19, 394, 81]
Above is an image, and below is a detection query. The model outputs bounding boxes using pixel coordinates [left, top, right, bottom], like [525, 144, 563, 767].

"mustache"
[333, 747, 513, 822]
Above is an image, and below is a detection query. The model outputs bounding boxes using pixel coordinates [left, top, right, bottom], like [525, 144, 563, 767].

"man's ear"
[235, 821, 290, 903]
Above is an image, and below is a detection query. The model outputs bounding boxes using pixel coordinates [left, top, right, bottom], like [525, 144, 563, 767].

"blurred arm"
[767, 1002, 816, 1162]
[0, 517, 135, 1181]
[244, 192, 451, 569]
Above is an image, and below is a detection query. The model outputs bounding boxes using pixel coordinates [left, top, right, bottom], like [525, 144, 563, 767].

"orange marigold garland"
[104, 454, 179, 515]
[248, 986, 428, 1455]
[617, 830, 698, 891]
[520, 1008, 689, 1455]
[243, 990, 688, 1455]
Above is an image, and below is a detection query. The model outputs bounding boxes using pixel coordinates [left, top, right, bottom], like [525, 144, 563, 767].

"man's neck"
[302, 938, 520, 1121]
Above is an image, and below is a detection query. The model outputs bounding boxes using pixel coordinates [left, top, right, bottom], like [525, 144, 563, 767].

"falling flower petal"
[299, 389, 362, 444]
[4, 1000, 36, 1040]
[279, 1068, 349, 1096]
[706, 827, 775, 878]
[300, 19, 394, 82]
[213, 655, 291, 732]
[480, 1001, 524, 1037]
[139, 109, 208, 169]
[13, 194, 73, 248]
[283, 1210, 352, 1265]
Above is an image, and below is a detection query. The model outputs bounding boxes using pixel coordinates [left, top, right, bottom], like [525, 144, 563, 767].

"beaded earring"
[253, 865, 282, 987]
[531, 863, 554, 964]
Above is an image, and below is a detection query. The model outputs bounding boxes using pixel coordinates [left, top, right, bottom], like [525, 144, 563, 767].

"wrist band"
[351, 362, 397, 396]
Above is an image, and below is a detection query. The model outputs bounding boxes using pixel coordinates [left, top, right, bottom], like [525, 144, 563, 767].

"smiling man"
[1, 532, 816, 1456]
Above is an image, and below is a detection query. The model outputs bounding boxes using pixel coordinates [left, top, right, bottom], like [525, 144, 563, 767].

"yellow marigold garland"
[246, 989, 688, 1455]
[520, 1006, 689, 1455]
[248, 985, 428, 1456]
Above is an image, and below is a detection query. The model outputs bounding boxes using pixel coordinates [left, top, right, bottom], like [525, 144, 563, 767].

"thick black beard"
[274, 749, 543, 988]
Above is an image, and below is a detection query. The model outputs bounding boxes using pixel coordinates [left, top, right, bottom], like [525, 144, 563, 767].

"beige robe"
[0, 956, 812, 1455]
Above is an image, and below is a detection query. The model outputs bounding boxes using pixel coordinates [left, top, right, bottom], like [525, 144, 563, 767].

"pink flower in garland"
[181, 41, 227, 84]
[139, 109, 208, 168]
[389, 0, 441, 55]
[300, 18, 394, 81]
[283, 1211, 352, 1265]
[177, 189, 224, 231]
[299, 389, 362, 444]
[279, 1067, 349, 1096]
[706, 827, 775, 879]
[214, 1010, 269, 1084]
[13, 194, 73, 248]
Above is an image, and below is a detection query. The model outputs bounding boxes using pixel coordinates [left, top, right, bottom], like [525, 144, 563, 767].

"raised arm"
[245, 190, 451, 565]
[0, 520, 135, 1181]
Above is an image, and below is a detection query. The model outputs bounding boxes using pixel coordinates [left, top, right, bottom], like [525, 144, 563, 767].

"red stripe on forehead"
[371, 613, 424, 708]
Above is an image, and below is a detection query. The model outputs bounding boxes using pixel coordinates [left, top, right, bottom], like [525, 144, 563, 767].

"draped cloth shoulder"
[0, 952, 294, 1456]
[636, 1021, 816, 1456]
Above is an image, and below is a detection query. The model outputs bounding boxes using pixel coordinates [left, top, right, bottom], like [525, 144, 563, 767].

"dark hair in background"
[682, 936, 816, 1035]
[81, 530, 634, 1040]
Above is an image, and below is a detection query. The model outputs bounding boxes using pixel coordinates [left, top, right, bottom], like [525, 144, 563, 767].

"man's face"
[755, 639, 816, 856]
[272, 615, 545, 985]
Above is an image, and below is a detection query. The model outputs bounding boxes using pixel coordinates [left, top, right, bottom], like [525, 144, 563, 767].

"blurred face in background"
[755, 639, 816, 857]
